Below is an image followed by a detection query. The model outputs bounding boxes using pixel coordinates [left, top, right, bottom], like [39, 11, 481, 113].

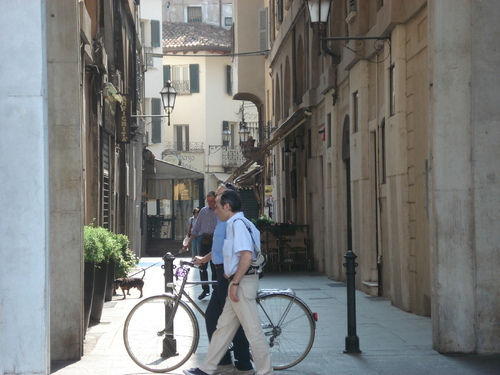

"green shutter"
[152, 98, 162, 143]
[239, 189, 260, 221]
[226, 65, 232, 95]
[189, 64, 199, 93]
[151, 20, 160, 47]
[163, 65, 171, 84]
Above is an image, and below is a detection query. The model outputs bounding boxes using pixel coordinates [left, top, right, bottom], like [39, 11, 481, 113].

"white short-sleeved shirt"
[223, 212, 260, 277]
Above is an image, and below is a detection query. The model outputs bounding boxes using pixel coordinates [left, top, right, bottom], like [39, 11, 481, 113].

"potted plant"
[113, 234, 138, 279]
[83, 224, 106, 331]
[104, 233, 138, 301]
[90, 226, 120, 323]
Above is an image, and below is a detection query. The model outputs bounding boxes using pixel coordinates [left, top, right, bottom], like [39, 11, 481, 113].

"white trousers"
[199, 274, 273, 375]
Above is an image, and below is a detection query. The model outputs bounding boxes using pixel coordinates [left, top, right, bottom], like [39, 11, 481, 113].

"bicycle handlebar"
[180, 260, 196, 267]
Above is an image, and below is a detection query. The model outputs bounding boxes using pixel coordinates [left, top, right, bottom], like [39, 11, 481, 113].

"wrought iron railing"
[171, 80, 190, 95]
[163, 142, 204, 152]
[222, 145, 247, 167]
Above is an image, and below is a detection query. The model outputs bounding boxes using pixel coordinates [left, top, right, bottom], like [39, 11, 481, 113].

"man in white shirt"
[183, 189, 273, 375]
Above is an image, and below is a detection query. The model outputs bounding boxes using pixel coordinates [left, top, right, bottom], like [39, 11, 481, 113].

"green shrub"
[113, 233, 139, 278]
[84, 225, 106, 264]
[83, 224, 138, 275]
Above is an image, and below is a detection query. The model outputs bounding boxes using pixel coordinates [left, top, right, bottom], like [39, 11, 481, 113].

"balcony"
[221, 145, 247, 167]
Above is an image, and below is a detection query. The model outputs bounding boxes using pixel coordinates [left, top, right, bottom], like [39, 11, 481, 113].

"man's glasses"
[224, 182, 238, 192]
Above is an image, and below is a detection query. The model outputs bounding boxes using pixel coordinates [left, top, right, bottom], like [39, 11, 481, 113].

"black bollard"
[163, 252, 175, 294]
[161, 252, 177, 358]
[343, 250, 361, 354]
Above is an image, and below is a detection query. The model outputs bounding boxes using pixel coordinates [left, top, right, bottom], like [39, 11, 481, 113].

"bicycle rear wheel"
[123, 295, 199, 373]
[258, 293, 315, 370]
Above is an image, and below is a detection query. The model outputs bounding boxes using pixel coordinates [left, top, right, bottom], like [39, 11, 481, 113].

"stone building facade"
[0, 0, 146, 372]
[231, 0, 499, 354]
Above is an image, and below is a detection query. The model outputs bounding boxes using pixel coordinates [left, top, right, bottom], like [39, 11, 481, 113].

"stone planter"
[90, 262, 108, 323]
[105, 260, 115, 301]
[83, 262, 95, 332]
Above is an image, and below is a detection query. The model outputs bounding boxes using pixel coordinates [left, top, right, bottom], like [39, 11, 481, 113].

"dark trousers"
[199, 241, 217, 293]
[205, 267, 252, 370]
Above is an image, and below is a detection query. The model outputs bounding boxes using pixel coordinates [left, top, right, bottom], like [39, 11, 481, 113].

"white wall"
[0, 1, 50, 373]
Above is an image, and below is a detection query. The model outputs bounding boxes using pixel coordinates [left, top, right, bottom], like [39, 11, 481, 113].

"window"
[348, 0, 357, 13]
[175, 125, 190, 151]
[346, 0, 357, 22]
[390, 64, 395, 116]
[101, 133, 111, 229]
[380, 120, 387, 184]
[226, 65, 232, 95]
[276, 0, 283, 23]
[259, 8, 268, 51]
[164, 64, 199, 94]
[224, 17, 232, 27]
[327, 113, 332, 148]
[187, 6, 202, 23]
[352, 91, 359, 133]
[151, 98, 162, 143]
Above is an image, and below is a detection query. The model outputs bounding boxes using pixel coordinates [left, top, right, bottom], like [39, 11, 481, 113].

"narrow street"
[52, 254, 500, 375]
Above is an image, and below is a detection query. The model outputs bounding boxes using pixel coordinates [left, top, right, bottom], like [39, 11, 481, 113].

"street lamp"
[305, 0, 340, 63]
[238, 121, 250, 145]
[208, 128, 232, 154]
[159, 80, 177, 126]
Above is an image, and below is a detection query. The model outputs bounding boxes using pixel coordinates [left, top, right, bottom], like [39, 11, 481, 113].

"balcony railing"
[171, 80, 190, 95]
[222, 145, 247, 167]
[163, 142, 204, 152]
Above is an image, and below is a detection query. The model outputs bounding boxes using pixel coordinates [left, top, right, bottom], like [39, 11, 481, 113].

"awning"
[145, 159, 204, 200]
[234, 166, 264, 184]
[228, 107, 311, 181]
[146, 159, 204, 180]
[212, 172, 232, 183]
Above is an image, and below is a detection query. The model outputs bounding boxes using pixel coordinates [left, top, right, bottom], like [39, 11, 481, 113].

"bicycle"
[123, 260, 317, 373]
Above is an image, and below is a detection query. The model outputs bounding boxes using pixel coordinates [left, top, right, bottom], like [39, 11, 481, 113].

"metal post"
[343, 250, 361, 354]
[163, 252, 175, 293]
[161, 252, 176, 358]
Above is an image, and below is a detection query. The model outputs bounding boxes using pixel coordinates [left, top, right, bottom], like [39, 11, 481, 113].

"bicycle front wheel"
[258, 293, 315, 370]
[123, 295, 200, 373]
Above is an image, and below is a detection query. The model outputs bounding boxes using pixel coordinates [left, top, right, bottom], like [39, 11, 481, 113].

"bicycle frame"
[124, 260, 317, 372]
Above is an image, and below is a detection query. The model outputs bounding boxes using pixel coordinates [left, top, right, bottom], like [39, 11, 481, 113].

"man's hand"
[229, 250, 252, 303]
[229, 283, 239, 302]
[192, 253, 211, 265]
[192, 255, 204, 265]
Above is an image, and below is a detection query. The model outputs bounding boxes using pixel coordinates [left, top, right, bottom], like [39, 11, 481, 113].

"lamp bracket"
[131, 114, 170, 118]
[208, 145, 226, 155]
[321, 36, 391, 64]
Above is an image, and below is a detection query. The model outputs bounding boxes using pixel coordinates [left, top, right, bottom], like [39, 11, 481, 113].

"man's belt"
[228, 268, 258, 281]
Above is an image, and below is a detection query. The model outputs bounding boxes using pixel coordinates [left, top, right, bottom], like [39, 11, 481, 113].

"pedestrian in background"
[187, 208, 201, 258]
[184, 189, 272, 375]
[183, 191, 217, 300]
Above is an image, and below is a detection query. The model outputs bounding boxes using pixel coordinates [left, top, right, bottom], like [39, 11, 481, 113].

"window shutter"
[226, 65, 232, 95]
[189, 64, 199, 93]
[152, 98, 162, 143]
[259, 8, 268, 51]
[151, 20, 160, 47]
[163, 65, 171, 84]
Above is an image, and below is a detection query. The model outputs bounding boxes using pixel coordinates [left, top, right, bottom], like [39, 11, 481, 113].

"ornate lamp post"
[159, 80, 177, 126]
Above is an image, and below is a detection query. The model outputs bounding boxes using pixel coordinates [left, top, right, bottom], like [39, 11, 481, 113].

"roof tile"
[162, 22, 231, 50]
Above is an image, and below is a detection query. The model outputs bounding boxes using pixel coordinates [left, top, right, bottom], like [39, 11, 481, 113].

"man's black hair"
[219, 189, 241, 212]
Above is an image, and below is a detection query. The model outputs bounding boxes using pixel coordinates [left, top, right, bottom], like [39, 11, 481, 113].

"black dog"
[114, 269, 145, 299]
